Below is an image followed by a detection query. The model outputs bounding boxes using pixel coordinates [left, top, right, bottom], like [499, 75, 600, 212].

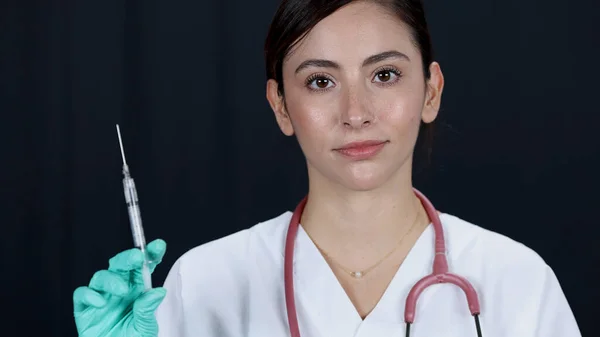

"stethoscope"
[283, 188, 483, 337]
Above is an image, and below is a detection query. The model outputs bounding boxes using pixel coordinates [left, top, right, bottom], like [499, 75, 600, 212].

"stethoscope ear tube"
[474, 315, 483, 336]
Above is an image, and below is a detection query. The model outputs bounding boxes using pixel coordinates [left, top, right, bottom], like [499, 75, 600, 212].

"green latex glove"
[73, 239, 167, 337]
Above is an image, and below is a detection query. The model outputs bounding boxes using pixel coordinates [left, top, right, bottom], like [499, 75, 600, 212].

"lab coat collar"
[292, 221, 436, 337]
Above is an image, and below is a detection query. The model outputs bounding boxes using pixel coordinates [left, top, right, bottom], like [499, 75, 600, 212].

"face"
[267, 1, 444, 191]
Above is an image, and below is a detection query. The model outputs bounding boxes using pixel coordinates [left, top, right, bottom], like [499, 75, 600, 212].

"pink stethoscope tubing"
[283, 188, 483, 337]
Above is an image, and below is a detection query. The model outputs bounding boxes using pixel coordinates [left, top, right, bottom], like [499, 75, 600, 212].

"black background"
[1, 0, 598, 336]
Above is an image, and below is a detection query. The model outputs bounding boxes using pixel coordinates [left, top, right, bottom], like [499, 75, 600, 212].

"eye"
[306, 74, 336, 91]
[372, 67, 402, 84]
[313, 78, 332, 89]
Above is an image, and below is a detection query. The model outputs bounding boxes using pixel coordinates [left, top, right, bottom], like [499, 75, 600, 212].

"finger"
[108, 248, 145, 273]
[132, 287, 167, 334]
[146, 239, 167, 264]
[88, 270, 130, 297]
[73, 286, 107, 313]
[145, 239, 167, 274]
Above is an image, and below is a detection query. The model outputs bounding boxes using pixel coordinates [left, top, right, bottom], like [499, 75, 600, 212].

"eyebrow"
[294, 50, 410, 74]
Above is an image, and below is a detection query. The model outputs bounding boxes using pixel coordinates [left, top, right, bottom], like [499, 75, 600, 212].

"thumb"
[132, 287, 167, 335]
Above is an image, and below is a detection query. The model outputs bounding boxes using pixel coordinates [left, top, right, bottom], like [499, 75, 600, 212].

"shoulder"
[441, 214, 570, 315]
[442, 212, 566, 301]
[175, 210, 292, 271]
[439, 213, 557, 300]
[163, 210, 292, 297]
[441, 212, 549, 272]
[156, 211, 292, 334]
[441, 213, 580, 334]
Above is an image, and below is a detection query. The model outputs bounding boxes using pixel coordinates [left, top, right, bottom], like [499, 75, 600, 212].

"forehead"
[285, 2, 417, 67]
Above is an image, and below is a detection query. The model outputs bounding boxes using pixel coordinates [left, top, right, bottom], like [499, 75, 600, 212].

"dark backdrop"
[1, 0, 598, 336]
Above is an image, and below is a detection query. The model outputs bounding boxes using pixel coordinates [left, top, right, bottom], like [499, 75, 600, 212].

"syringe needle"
[115, 124, 128, 167]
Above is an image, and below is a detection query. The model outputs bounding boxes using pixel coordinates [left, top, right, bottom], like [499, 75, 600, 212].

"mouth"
[334, 140, 388, 160]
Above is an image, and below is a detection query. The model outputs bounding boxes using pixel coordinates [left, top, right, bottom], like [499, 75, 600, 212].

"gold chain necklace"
[308, 209, 423, 279]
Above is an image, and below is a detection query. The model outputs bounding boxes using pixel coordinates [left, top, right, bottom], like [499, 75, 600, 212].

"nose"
[341, 85, 374, 129]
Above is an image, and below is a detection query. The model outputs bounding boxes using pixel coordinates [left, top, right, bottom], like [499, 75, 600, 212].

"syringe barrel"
[123, 176, 147, 250]
[122, 175, 153, 290]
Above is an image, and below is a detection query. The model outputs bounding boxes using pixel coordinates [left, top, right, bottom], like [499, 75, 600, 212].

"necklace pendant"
[350, 271, 363, 278]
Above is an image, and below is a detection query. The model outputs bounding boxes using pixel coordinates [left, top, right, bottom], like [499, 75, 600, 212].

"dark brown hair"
[264, 0, 436, 166]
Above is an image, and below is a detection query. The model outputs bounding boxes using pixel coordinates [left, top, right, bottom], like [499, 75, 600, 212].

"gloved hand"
[73, 239, 167, 337]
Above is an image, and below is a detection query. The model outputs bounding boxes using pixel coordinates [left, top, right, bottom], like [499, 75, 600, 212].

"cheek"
[286, 91, 338, 138]
[376, 91, 423, 132]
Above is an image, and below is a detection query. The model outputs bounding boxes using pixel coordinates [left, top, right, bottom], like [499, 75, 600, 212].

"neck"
[300, 162, 426, 259]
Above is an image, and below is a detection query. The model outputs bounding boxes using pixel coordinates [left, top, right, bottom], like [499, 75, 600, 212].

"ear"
[266, 79, 294, 136]
[422, 62, 444, 124]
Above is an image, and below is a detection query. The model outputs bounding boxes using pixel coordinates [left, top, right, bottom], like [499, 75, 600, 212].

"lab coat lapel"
[292, 225, 363, 337]
[367, 222, 434, 321]
[355, 223, 434, 336]
[358, 214, 476, 337]
[262, 211, 480, 336]
[291, 221, 437, 337]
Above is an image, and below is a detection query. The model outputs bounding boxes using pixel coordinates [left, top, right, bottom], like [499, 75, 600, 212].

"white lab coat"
[155, 211, 582, 337]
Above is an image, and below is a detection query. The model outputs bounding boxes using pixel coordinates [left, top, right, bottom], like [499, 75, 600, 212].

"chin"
[337, 165, 393, 192]
[341, 177, 389, 191]
[307, 157, 404, 192]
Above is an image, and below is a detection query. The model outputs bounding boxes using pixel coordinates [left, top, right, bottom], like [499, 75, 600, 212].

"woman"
[73, 0, 582, 336]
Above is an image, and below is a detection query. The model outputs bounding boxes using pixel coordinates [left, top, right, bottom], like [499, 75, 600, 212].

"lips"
[334, 140, 388, 160]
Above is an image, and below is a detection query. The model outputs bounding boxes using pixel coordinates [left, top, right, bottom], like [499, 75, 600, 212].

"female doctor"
[73, 0, 582, 336]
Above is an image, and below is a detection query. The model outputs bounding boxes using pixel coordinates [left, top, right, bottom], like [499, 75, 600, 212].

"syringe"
[116, 124, 153, 291]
